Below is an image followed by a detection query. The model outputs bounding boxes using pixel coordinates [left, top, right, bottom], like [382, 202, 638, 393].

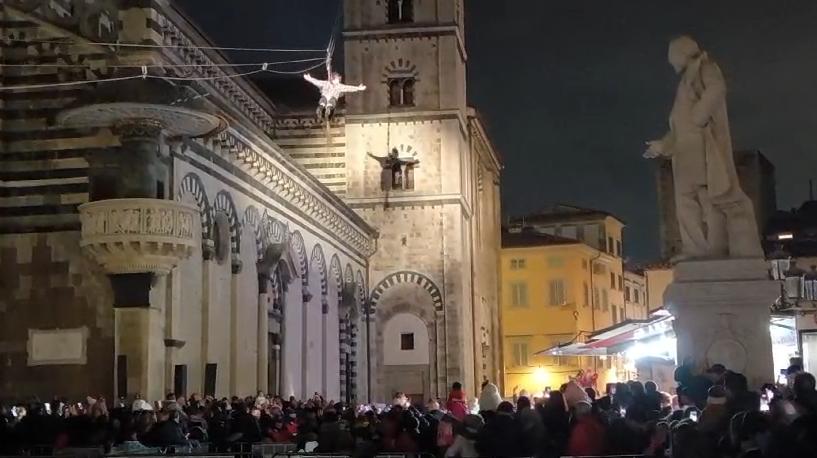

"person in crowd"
[445, 414, 483, 458]
[446, 382, 468, 420]
[644, 380, 662, 413]
[516, 396, 545, 457]
[476, 401, 521, 458]
[316, 408, 353, 452]
[725, 371, 760, 415]
[539, 389, 569, 456]
[477, 381, 502, 416]
[675, 364, 713, 409]
[699, 384, 730, 435]
[792, 371, 817, 415]
[566, 400, 606, 457]
[142, 407, 190, 449]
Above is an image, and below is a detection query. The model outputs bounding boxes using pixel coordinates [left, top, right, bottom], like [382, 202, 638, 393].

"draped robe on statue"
[659, 52, 762, 259]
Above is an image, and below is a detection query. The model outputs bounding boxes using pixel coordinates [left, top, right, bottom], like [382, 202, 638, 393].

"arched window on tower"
[389, 79, 403, 107]
[388, 0, 414, 24]
[388, 78, 416, 107]
[404, 162, 415, 190]
[402, 79, 415, 105]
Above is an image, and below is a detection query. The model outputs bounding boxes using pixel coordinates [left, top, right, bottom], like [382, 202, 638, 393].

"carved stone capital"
[202, 239, 216, 261]
[231, 258, 243, 274]
[113, 118, 165, 141]
[303, 291, 314, 303]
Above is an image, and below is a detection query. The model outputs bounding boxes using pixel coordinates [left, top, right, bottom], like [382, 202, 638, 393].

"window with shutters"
[612, 305, 618, 323]
[625, 286, 631, 302]
[602, 289, 609, 311]
[583, 282, 589, 307]
[634, 289, 641, 304]
[610, 272, 616, 289]
[549, 279, 566, 306]
[511, 282, 528, 307]
[512, 342, 529, 367]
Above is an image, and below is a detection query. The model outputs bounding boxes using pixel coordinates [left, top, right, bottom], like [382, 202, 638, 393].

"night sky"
[177, 0, 817, 261]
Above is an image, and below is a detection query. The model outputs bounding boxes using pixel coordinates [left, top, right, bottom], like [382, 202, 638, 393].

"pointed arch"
[330, 254, 343, 299]
[343, 263, 354, 285]
[262, 212, 286, 246]
[243, 206, 264, 261]
[290, 230, 308, 286]
[214, 190, 240, 255]
[310, 244, 328, 298]
[370, 271, 444, 312]
[356, 270, 367, 307]
[178, 172, 211, 240]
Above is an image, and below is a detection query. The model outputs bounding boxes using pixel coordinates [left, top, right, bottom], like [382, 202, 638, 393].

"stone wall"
[0, 232, 114, 401]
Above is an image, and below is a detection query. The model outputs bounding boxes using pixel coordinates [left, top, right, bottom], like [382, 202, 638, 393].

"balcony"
[79, 199, 198, 275]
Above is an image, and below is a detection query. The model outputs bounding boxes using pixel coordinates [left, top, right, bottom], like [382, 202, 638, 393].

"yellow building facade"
[502, 208, 629, 397]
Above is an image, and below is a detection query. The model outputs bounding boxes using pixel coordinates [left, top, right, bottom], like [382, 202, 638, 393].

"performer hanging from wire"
[304, 71, 366, 121]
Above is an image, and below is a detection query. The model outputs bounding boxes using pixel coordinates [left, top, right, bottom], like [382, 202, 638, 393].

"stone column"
[257, 278, 270, 393]
[200, 239, 216, 394]
[229, 259, 243, 395]
[97, 118, 169, 401]
[666, 259, 777, 389]
[321, 300, 328, 396]
[115, 306, 165, 401]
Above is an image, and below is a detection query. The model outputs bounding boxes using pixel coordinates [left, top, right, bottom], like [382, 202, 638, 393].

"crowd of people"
[1, 363, 817, 457]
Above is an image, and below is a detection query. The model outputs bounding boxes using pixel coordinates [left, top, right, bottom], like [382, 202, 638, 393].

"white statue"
[644, 36, 762, 261]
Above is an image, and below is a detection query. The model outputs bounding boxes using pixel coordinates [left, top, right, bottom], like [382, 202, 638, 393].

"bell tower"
[343, 0, 500, 401]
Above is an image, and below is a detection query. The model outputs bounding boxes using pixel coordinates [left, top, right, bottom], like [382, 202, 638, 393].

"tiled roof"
[502, 228, 580, 248]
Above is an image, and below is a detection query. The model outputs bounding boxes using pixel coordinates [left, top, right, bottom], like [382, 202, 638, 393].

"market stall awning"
[534, 310, 674, 357]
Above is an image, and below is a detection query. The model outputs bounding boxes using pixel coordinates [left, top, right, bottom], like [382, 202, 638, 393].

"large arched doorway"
[370, 271, 444, 403]
[382, 312, 431, 402]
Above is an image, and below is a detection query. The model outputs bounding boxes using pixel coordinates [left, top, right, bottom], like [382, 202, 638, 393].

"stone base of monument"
[665, 258, 777, 389]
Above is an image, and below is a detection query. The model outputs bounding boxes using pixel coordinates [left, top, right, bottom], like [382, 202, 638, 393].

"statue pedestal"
[665, 258, 777, 389]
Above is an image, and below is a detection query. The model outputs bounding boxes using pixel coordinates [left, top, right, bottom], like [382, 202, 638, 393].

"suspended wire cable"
[6, 37, 326, 53]
[0, 57, 326, 69]
[0, 60, 328, 91]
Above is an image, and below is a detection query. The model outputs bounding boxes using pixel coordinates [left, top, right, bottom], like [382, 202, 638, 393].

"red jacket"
[446, 389, 468, 420]
[566, 416, 607, 457]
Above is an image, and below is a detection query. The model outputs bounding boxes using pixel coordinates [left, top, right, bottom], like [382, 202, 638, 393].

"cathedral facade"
[0, 0, 501, 403]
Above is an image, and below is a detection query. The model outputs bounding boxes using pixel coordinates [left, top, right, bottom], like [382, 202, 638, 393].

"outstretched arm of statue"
[643, 132, 674, 159]
[691, 62, 727, 127]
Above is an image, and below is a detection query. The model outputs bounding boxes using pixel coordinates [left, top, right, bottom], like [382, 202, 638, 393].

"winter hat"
[478, 383, 502, 412]
[132, 399, 153, 411]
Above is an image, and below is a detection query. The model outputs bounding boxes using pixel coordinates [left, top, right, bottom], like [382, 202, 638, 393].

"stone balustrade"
[79, 199, 198, 275]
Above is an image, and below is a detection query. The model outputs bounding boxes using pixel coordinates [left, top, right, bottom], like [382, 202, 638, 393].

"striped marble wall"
[0, 16, 113, 234]
[273, 116, 348, 197]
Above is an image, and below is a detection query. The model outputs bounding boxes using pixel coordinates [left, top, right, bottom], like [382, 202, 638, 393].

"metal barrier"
[251, 444, 297, 458]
